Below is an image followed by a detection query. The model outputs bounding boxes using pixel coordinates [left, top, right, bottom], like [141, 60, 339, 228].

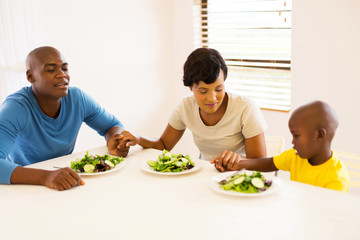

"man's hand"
[10, 166, 84, 191]
[106, 130, 140, 157]
[44, 167, 85, 191]
[107, 133, 130, 157]
[105, 127, 141, 157]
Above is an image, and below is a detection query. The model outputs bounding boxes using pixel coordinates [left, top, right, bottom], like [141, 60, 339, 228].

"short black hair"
[183, 48, 228, 87]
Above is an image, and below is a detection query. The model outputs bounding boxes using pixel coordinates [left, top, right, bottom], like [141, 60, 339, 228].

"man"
[0, 46, 128, 191]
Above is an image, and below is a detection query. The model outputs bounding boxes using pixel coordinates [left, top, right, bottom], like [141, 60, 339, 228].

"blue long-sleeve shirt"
[0, 86, 123, 184]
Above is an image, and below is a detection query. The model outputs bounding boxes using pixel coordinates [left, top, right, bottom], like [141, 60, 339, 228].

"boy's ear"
[26, 70, 34, 83]
[317, 128, 327, 141]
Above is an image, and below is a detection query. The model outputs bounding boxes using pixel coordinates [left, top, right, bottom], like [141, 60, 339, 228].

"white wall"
[38, 0, 178, 151]
[254, 0, 360, 155]
[291, 0, 360, 154]
[38, 0, 360, 155]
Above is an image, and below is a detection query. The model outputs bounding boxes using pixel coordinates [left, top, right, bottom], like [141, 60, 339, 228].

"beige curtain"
[0, 0, 44, 103]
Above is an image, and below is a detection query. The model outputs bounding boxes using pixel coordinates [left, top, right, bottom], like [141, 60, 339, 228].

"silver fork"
[219, 168, 245, 184]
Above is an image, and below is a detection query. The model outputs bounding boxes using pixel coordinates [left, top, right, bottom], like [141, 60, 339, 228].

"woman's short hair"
[183, 48, 228, 87]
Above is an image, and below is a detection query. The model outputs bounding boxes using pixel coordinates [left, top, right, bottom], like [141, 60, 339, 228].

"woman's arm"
[123, 124, 185, 151]
[244, 133, 267, 158]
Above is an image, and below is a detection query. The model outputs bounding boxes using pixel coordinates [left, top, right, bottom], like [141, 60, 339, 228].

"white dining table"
[1, 145, 360, 240]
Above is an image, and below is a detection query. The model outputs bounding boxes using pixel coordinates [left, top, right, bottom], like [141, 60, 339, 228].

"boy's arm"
[211, 150, 278, 172]
[10, 166, 84, 191]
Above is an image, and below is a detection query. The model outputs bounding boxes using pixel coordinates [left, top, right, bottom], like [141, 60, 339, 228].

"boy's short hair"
[183, 48, 228, 87]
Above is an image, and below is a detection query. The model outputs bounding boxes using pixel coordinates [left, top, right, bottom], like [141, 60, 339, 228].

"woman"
[121, 48, 267, 162]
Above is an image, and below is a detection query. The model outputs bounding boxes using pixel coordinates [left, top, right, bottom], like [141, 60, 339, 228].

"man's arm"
[10, 166, 84, 191]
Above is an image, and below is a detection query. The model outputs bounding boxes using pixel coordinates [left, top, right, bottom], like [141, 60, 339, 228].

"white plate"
[140, 160, 202, 176]
[208, 171, 281, 197]
[74, 160, 126, 176]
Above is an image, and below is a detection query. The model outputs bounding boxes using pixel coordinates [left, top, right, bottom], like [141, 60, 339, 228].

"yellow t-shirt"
[273, 149, 350, 192]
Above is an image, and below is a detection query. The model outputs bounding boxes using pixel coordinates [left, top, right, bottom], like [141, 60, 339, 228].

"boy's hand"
[210, 150, 246, 172]
[44, 167, 85, 191]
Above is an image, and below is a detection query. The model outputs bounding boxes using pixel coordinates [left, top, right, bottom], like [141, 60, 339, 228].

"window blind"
[193, 0, 292, 111]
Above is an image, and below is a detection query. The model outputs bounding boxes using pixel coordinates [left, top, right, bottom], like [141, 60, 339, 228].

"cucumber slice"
[84, 164, 95, 173]
[251, 177, 265, 188]
[164, 152, 172, 159]
[181, 157, 189, 163]
[175, 161, 183, 167]
[105, 160, 114, 168]
[233, 176, 245, 185]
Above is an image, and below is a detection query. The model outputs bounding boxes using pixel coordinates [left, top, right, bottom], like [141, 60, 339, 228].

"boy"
[0, 46, 128, 191]
[211, 101, 350, 192]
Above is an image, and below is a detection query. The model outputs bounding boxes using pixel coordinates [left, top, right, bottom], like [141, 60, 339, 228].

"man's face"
[27, 49, 70, 100]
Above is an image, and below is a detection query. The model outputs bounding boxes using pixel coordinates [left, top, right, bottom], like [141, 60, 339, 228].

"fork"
[219, 168, 245, 184]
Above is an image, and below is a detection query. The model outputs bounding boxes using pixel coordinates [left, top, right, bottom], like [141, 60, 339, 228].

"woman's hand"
[106, 130, 140, 157]
[210, 150, 246, 172]
[107, 133, 130, 157]
[120, 130, 140, 147]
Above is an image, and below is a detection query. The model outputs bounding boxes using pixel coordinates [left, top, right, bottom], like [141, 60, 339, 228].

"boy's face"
[288, 115, 318, 159]
[27, 49, 70, 100]
[190, 70, 226, 114]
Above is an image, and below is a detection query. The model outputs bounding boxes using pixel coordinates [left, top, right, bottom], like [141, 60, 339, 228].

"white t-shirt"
[169, 92, 268, 161]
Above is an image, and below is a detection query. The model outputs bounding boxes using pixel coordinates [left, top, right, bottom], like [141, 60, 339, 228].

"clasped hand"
[107, 130, 139, 157]
[210, 150, 245, 172]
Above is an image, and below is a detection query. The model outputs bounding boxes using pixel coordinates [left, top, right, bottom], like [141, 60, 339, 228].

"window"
[193, 0, 292, 111]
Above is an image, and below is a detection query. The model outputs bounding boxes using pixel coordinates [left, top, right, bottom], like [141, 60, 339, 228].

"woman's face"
[190, 70, 226, 114]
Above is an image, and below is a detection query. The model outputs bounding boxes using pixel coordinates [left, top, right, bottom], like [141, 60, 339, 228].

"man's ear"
[317, 128, 327, 141]
[26, 70, 34, 83]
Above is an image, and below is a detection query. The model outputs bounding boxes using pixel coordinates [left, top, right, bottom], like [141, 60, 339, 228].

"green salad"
[219, 171, 272, 193]
[71, 151, 124, 173]
[146, 150, 194, 172]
